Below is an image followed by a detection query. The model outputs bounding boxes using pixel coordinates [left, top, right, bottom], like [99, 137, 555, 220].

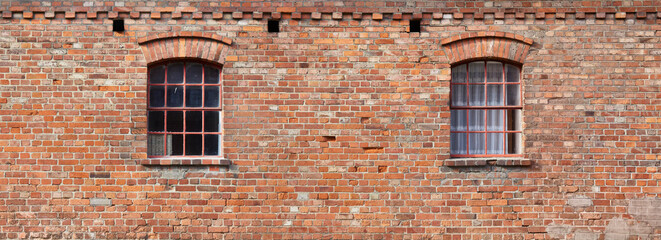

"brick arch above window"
[137, 32, 232, 64]
[441, 32, 533, 64]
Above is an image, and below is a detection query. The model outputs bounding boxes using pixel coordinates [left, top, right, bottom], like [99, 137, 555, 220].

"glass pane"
[204, 86, 220, 107]
[487, 85, 503, 106]
[186, 63, 203, 83]
[451, 132, 466, 155]
[506, 109, 521, 131]
[487, 133, 504, 155]
[469, 85, 485, 106]
[487, 110, 504, 131]
[186, 111, 202, 132]
[204, 134, 220, 155]
[506, 85, 520, 106]
[149, 86, 165, 107]
[506, 133, 521, 154]
[451, 64, 466, 83]
[186, 86, 203, 107]
[149, 65, 165, 83]
[205, 66, 219, 84]
[451, 85, 467, 106]
[148, 134, 164, 156]
[468, 62, 484, 83]
[468, 110, 484, 131]
[469, 133, 485, 155]
[506, 64, 519, 82]
[167, 134, 183, 155]
[486, 62, 503, 82]
[204, 111, 220, 132]
[167, 63, 184, 83]
[166, 111, 183, 132]
[148, 111, 164, 132]
[185, 134, 202, 155]
[450, 110, 467, 131]
[167, 86, 184, 107]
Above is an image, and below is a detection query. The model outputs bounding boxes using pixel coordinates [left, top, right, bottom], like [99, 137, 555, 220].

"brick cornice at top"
[1, 2, 661, 20]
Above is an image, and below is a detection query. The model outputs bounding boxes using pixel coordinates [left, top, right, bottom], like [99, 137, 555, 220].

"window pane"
[186, 86, 203, 107]
[506, 85, 520, 106]
[167, 86, 184, 107]
[506, 109, 521, 131]
[450, 110, 467, 131]
[451, 65, 466, 83]
[150, 65, 165, 83]
[506, 64, 519, 82]
[487, 110, 504, 131]
[186, 63, 203, 83]
[451, 85, 467, 106]
[487, 133, 504, 154]
[204, 134, 220, 155]
[149, 86, 165, 107]
[166, 111, 183, 132]
[148, 111, 164, 132]
[205, 111, 220, 132]
[186, 111, 202, 132]
[487, 85, 503, 106]
[468, 110, 484, 131]
[469, 133, 485, 154]
[451, 132, 466, 155]
[204, 86, 220, 107]
[185, 134, 202, 155]
[486, 62, 503, 82]
[167, 63, 184, 83]
[468, 62, 484, 83]
[205, 66, 219, 84]
[148, 134, 164, 156]
[506, 133, 521, 154]
[167, 134, 183, 155]
[469, 85, 485, 106]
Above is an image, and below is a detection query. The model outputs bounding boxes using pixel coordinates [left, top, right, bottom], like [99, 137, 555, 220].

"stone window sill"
[139, 157, 231, 166]
[445, 157, 531, 167]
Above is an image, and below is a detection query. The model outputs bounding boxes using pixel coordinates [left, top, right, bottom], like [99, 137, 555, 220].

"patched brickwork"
[1, 0, 661, 239]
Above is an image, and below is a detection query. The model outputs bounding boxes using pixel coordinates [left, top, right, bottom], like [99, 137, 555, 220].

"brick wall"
[1, 0, 660, 239]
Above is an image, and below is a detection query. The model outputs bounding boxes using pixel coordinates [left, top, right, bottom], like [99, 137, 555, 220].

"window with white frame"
[450, 61, 522, 157]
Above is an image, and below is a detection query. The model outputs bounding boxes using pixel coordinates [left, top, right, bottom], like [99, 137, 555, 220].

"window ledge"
[445, 157, 530, 167]
[139, 158, 231, 166]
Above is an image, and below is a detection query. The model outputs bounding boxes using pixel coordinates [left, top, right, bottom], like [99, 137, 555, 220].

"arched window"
[450, 61, 522, 157]
[147, 61, 222, 157]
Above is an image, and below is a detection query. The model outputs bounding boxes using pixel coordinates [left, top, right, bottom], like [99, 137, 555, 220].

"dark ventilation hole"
[409, 20, 421, 33]
[320, 136, 336, 142]
[113, 19, 125, 32]
[268, 20, 280, 33]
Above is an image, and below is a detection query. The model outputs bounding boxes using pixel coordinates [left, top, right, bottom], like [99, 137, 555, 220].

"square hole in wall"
[409, 20, 421, 33]
[113, 19, 125, 32]
[268, 20, 280, 33]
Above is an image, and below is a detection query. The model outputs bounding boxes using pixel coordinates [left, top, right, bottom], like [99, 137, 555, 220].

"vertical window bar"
[465, 64, 470, 154]
[483, 61, 488, 154]
[201, 66, 205, 155]
[182, 62, 187, 156]
[163, 66, 169, 155]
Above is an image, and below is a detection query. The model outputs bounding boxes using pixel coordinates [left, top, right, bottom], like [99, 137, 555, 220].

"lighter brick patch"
[604, 218, 652, 240]
[547, 223, 572, 239]
[567, 195, 593, 208]
[628, 198, 661, 227]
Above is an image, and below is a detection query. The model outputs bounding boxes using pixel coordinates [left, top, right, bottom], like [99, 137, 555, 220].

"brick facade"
[1, 0, 660, 239]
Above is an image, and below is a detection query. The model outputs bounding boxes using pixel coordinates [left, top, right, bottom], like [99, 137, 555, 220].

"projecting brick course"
[1, 0, 661, 239]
